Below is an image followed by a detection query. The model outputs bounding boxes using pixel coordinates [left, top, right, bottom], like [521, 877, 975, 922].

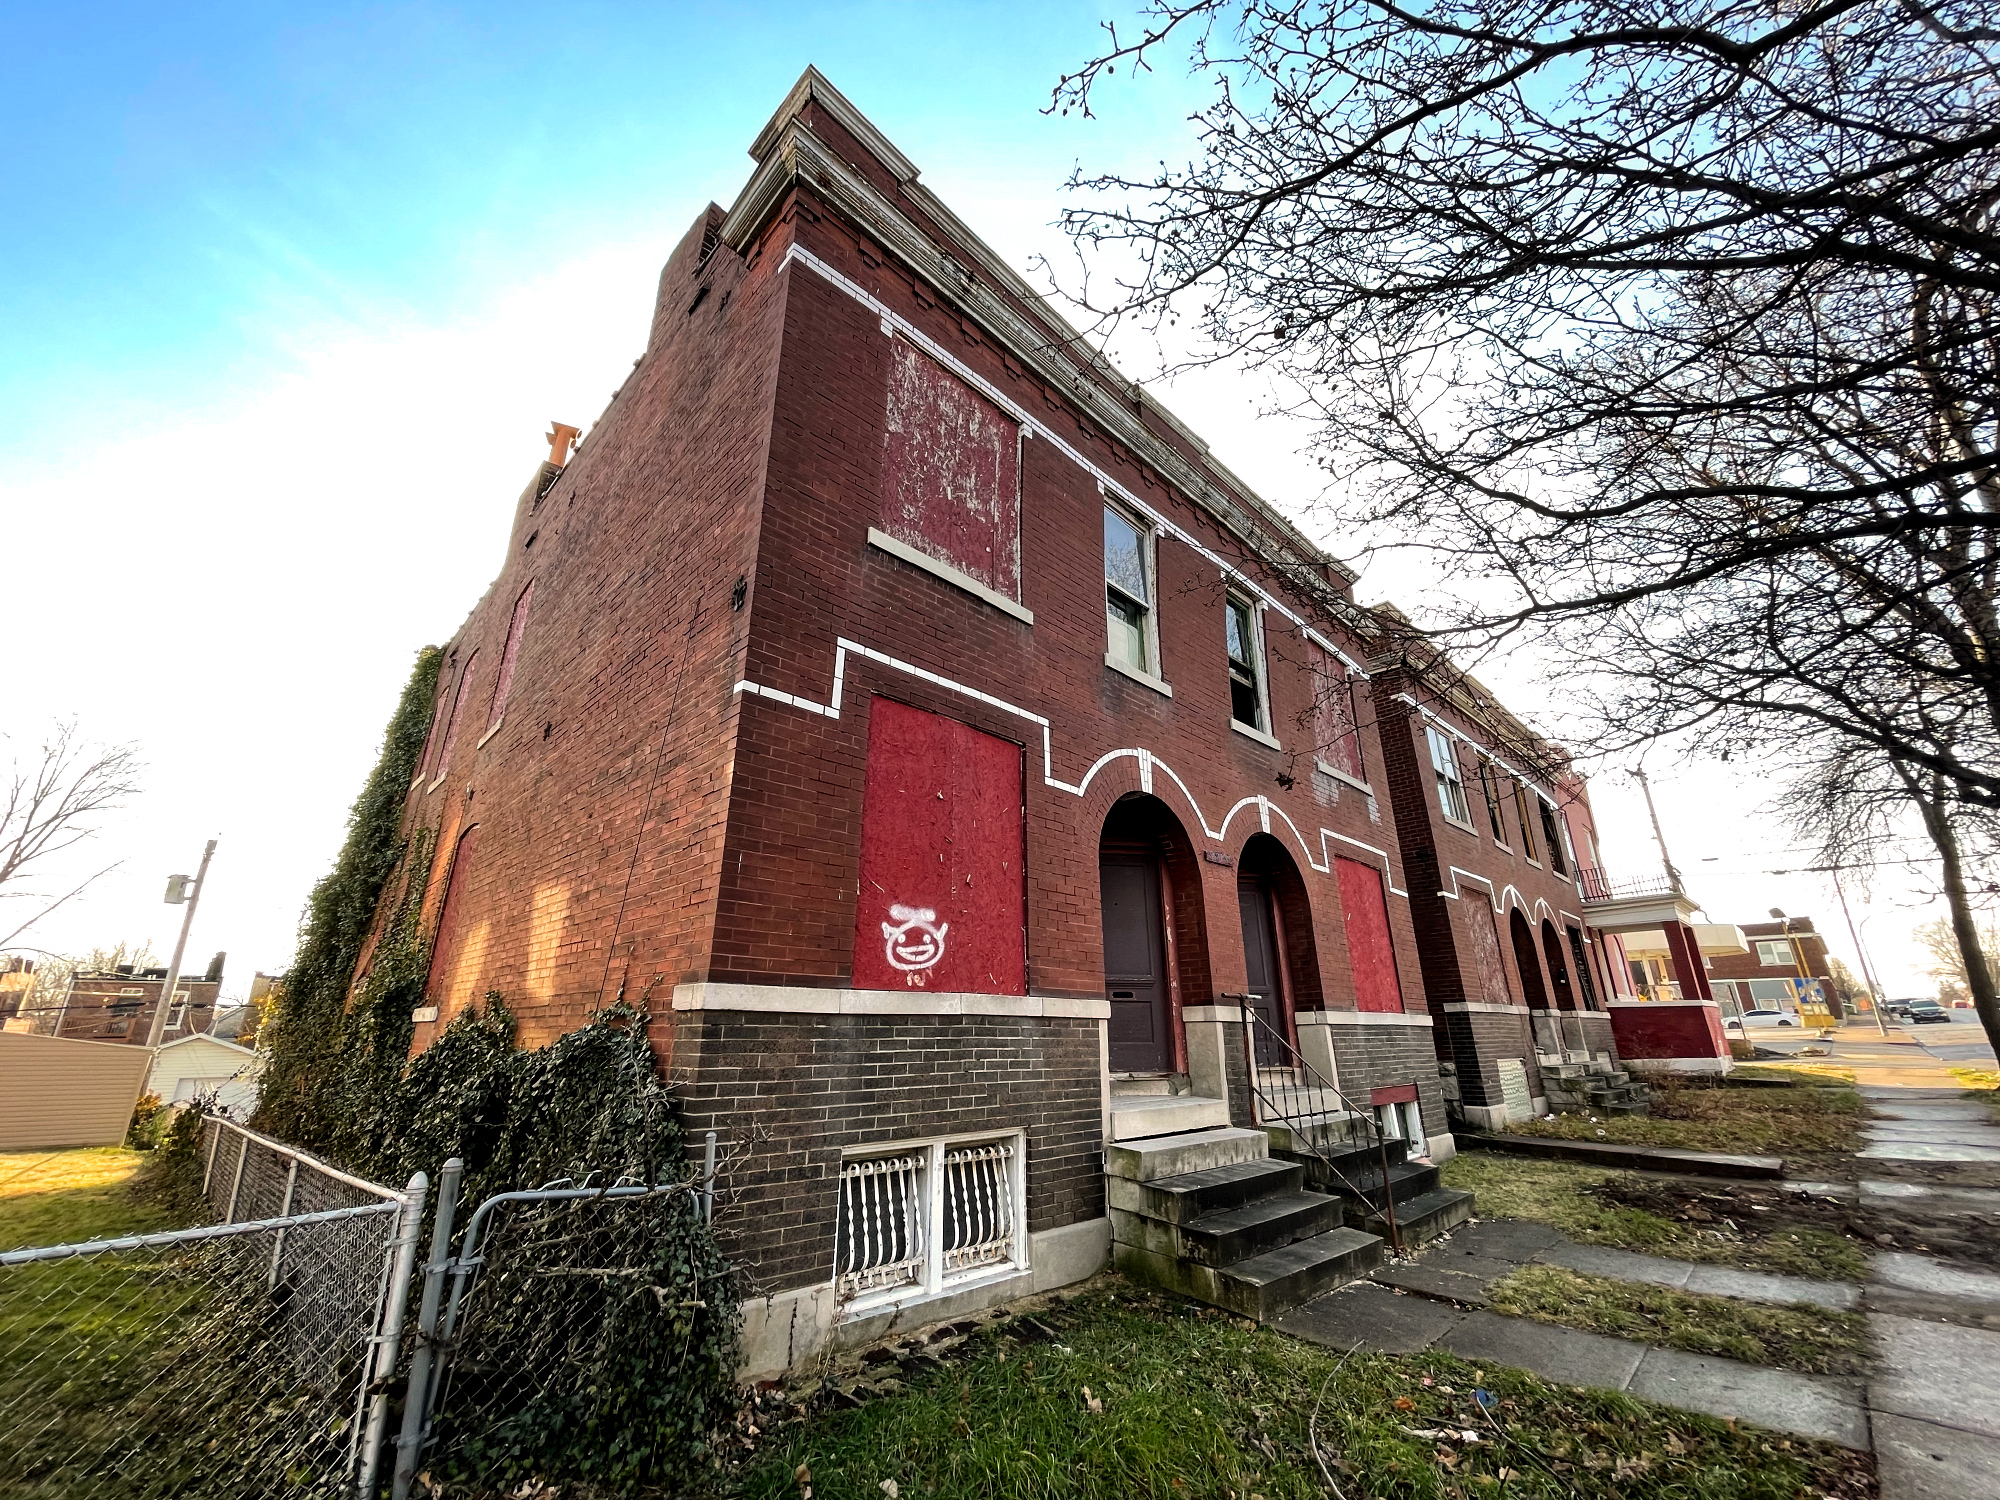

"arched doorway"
[1237, 834, 1321, 1065]
[1541, 920, 1578, 1011]
[1100, 795, 1209, 1075]
[1509, 908, 1550, 1010]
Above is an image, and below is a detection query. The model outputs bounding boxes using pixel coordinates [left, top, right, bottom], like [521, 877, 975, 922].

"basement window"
[834, 1131, 1024, 1312]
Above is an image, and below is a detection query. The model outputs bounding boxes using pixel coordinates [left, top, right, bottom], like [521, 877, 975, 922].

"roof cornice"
[723, 72, 1359, 591]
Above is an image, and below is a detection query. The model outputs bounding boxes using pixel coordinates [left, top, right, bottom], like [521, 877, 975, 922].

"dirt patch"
[1598, 1176, 2000, 1272]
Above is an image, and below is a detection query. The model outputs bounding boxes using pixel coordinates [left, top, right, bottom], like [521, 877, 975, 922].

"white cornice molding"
[673, 982, 1110, 1020]
[751, 65, 920, 185]
[718, 109, 1365, 606]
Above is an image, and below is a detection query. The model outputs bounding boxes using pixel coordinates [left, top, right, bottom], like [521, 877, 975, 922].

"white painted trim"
[1230, 717, 1282, 752]
[1393, 693, 1553, 801]
[867, 528, 1034, 625]
[410, 1006, 440, 1024]
[1297, 1008, 1433, 1028]
[1314, 759, 1372, 795]
[1441, 1002, 1528, 1015]
[476, 716, 505, 750]
[1440, 811, 1482, 838]
[672, 982, 1110, 1019]
[733, 636, 1410, 896]
[1104, 653, 1172, 699]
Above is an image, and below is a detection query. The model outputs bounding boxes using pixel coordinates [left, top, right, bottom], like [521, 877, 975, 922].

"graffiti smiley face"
[881, 903, 949, 974]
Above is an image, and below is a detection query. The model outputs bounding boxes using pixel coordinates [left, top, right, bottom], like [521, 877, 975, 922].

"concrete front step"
[1112, 1187, 1349, 1268]
[1107, 1157, 1305, 1225]
[1115, 1226, 1386, 1320]
[1108, 1093, 1232, 1141]
[1353, 1186, 1477, 1247]
[1106, 1126, 1269, 1183]
[1257, 1113, 1368, 1155]
[1110, 1074, 1185, 1097]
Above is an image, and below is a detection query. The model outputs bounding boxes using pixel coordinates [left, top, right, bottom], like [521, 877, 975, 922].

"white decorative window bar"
[835, 1132, 1026, 1308]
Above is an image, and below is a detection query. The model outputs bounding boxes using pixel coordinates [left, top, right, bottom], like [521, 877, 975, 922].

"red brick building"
[1706, 916, 1835, 1017]
[35, 959, 225, 1045]
[369, 70, 1710, 1372]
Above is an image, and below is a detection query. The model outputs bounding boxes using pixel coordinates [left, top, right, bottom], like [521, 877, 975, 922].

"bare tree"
[1915, 913, 1999, 999]
[0, 721, 143, 949]
[1054, 0, 2000, 1039]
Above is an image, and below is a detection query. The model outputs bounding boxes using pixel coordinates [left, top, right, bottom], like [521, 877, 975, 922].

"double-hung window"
[1103, 506, 1156, 678]
[1756, 940, 1793, 967]
[1226, 596, 1267, 732]
[1512, 781, 1540, 862]
[1539, 800, 1569, 875]
[1426, 728, 1472, 825]
[1478, 757, 1510, 844]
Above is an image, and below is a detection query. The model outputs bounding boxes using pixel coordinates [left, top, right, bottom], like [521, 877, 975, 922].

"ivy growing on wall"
[253, 646, 441, 1153]
[243, 647, 742, 1492]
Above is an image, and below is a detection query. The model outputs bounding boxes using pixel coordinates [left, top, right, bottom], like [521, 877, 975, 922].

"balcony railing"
[1577, 866, 1682, 903]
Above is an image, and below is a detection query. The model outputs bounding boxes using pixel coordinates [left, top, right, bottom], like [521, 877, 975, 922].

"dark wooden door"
[1238, 878, 1288, 1065]
[1101, 851, 1171, 1073]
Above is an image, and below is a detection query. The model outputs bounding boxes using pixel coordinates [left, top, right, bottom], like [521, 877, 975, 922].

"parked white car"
[1724, 1009, 1800, 1029]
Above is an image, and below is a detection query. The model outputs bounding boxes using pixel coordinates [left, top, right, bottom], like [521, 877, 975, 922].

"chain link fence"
[1, 1119, 425, 1500]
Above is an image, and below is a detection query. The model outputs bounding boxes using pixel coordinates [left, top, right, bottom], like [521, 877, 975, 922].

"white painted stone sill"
[867, 527, 1034, 625]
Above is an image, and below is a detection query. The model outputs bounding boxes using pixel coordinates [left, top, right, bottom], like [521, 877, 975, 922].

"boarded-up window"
[488, 582, 534, 732]
[426, 825, 481, 1005]
[434, 651, 479, 782]
[880, 341, 1021, 600]
[1463, 900, 1513, 1006]
[853, 698, 1025, 994]
[1336, 856, 1404, 1013]
[1315, 648, 1365, 781]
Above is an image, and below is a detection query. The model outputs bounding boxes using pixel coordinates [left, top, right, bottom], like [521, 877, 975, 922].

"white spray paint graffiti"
[882, 903, 949, 985]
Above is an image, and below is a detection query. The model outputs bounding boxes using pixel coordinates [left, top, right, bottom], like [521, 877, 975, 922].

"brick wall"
[673, 1011, 1101, 1292]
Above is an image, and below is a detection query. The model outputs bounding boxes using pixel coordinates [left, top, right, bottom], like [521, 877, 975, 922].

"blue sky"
[2, 3, 1943, 997]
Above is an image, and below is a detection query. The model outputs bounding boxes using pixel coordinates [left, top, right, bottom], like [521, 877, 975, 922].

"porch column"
[1662, 922, 1715, 1001]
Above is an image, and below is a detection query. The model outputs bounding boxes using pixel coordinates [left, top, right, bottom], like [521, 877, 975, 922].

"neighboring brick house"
[367, 69, 1697, 1370]
[1707, 917, 1835, 1018]
[44, 959, 225, 1045]
[1365, 645, 1628, 1126]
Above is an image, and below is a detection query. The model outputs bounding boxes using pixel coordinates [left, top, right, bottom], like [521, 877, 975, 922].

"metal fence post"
[224, 1128, 250, 1223]
[357, 1172, 429, 1500]
[391, 1159, 462, 1500]
[701, 1130, 718, 1222]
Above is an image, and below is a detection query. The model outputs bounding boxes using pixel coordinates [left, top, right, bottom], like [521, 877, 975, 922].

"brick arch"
[1101, 792, 1213, 1026]
[1509, 906, 1552, 1010]
[1237, 831, 1325, 1016]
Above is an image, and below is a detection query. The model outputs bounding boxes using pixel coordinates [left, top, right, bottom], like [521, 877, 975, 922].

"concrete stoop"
[1540, 1058, 1652, 1117]
[1106, 1122, 1473, 1319]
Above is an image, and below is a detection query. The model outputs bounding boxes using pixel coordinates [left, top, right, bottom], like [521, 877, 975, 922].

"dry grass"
[1507, 1074, 1864, 1157]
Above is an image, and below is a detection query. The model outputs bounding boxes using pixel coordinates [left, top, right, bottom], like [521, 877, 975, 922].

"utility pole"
[144, 839, 217, 1052]
[1629, 768, 1684, 892]
[1829, 867, 1891, 1038]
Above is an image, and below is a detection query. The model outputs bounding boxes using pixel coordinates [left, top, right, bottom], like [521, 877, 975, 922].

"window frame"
[1539, 798, 1570, 876]
[1756, 940, 1794, 967]
[1101, 502, 1167, 694]
[1313, 647, 1369, 788]
[482, 580, 535, 746]
[833, 1128, 1028, 1317]
[1511, 779, 1541, 864]
[1426, 727, 1475, 828]
[429, 650, 479, 791]
[1477, 756, 1511, 846]
[1225, 593, 1277, 743]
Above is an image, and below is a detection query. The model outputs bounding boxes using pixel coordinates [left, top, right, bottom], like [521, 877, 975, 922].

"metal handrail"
[1226, 998, 1403, 1257]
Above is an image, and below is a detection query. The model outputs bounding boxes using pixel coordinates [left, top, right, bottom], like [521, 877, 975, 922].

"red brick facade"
[371, 71, 1629, 1302]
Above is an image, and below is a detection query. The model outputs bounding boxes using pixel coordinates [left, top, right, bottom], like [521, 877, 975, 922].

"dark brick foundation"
[673, 1009, 1104, 1293]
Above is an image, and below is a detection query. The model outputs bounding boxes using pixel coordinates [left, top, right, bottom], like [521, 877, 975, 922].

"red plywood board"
[1463, 899, 1513, 1006]
[853, 698, 1026, 994]
[880, 339, 1021, 599]
[1336, 856, 1405, 1013]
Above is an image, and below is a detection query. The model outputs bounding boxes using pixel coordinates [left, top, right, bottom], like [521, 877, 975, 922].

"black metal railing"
[1577, 866, 1682, 902]
[1225, 999, 1403, 1256]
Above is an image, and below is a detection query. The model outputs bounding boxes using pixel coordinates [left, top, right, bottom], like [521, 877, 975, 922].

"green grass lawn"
[1486, 1266, 1869, 1374]
[1504, 1075, 1865, 1157]
[1439, 1155, 1870, 1281]
[1951, 1068, 2000, 1121]
[719, 1285, 1871, 1500]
